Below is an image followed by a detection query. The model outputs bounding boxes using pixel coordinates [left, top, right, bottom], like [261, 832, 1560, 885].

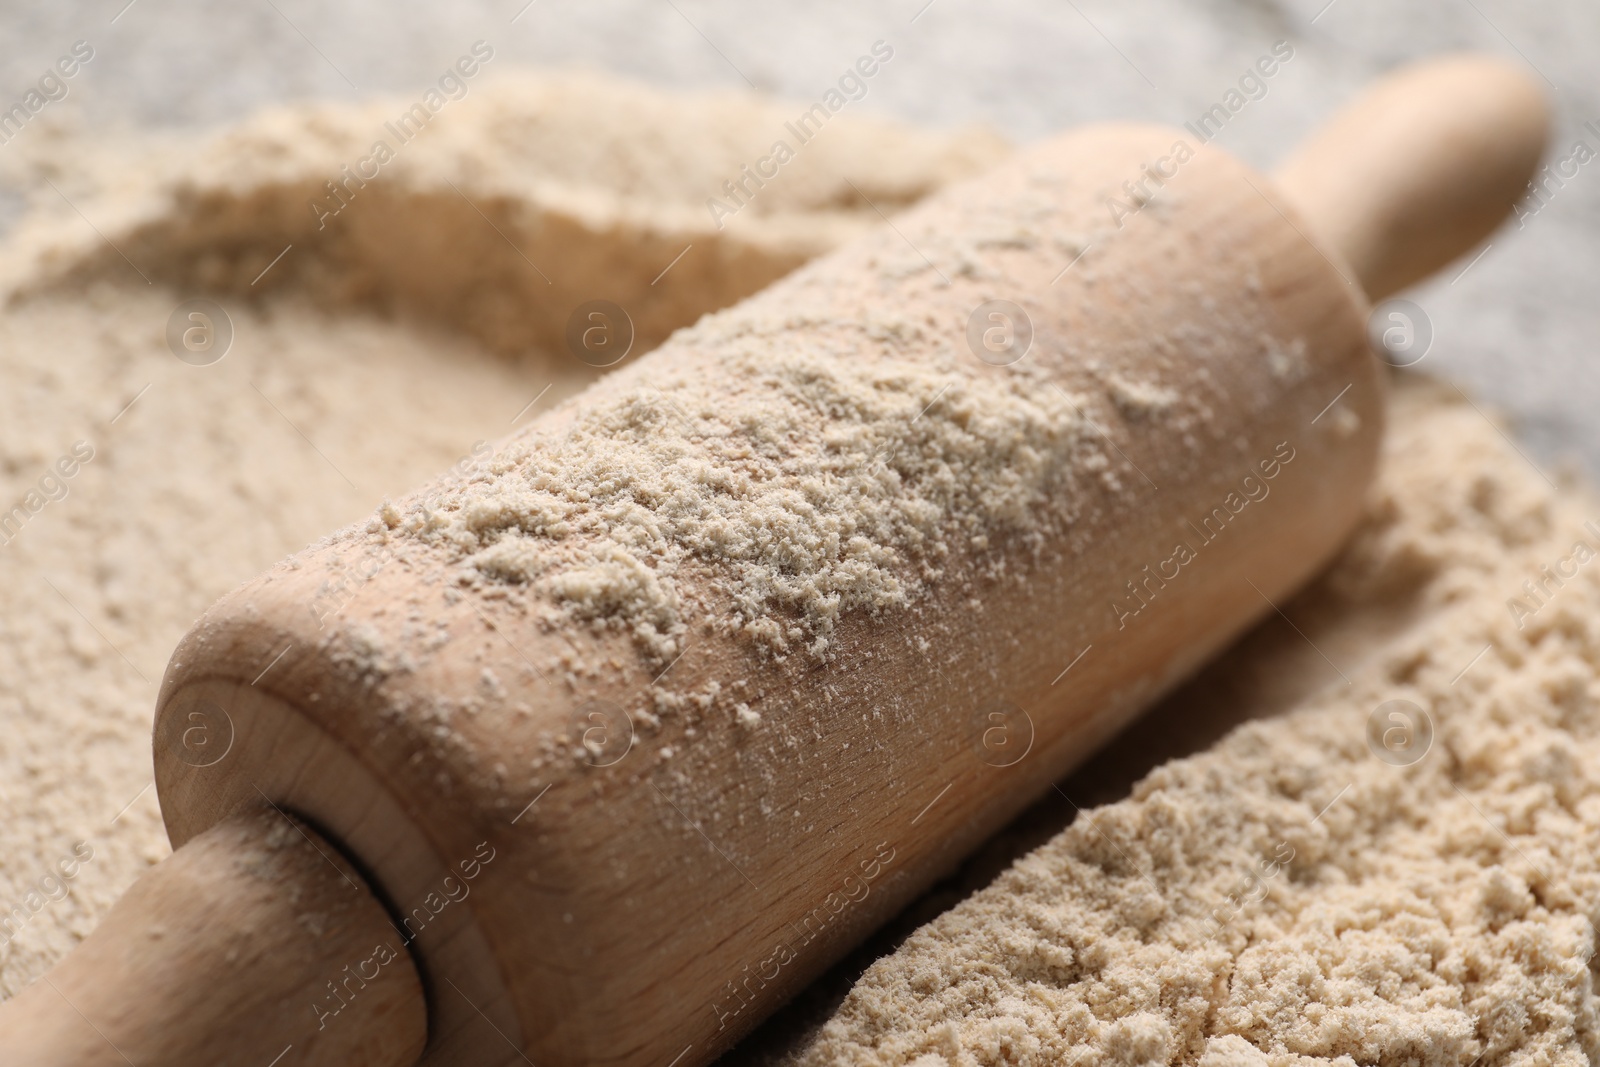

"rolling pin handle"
[1272, 55, 1550, 301]
[0, 808, 426, 1067]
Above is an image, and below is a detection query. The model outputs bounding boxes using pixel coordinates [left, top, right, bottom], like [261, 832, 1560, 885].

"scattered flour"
[2, 64, 1596, 1067]
[0, 69, 1003, 362]
[1105, 374, 1179, 421]
[778, 377, 1600, 1067]
[0, 71, 996, 998]
[397, 324, 1088, 661]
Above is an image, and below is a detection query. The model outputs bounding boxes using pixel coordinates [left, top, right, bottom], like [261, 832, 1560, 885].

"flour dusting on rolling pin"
[0, 55, 1547, 1067]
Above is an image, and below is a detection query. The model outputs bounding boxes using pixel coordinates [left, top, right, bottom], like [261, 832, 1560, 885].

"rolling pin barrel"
[0, 55, 1547, 1067]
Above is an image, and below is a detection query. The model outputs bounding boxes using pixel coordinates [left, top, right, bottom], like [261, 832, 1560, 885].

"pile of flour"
[2, 67, 1596, 1067]
[778, 375, 1600, 1067]
[0, 70, 995, 998]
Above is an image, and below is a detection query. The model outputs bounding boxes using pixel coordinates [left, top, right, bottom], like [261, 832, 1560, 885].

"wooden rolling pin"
[0, 55, 1546, 1067]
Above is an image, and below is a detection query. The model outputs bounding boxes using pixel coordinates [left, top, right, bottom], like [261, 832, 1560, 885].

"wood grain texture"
[154, 122, 1383, 1067]
[0, 55, 1549, 1067]
[153, 680, 523, 1065]
[0, 808, 426, 1066]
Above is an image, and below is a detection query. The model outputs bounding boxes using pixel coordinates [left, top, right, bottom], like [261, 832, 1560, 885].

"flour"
[0, 70, 995, 997]
[783, 377, 1600, 1067]
[401, 332, 1087, 661]
[3, 64, 1596, 1067]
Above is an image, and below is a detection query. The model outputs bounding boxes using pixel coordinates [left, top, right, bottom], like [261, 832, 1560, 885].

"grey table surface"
[2, 0, 1597, 468]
